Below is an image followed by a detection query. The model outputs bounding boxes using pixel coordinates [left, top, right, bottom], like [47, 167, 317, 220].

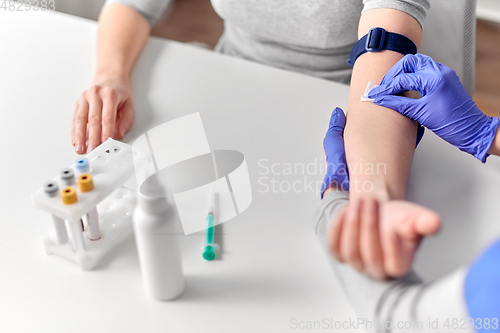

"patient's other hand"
[327, 198, 441, 279]
[72, 75, 135, 154]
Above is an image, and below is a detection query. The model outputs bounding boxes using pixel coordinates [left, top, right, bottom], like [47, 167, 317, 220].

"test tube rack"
[32, 138, 146, 270]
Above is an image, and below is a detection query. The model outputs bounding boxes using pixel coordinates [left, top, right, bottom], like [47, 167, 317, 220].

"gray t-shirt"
[104, 0, 430, 83]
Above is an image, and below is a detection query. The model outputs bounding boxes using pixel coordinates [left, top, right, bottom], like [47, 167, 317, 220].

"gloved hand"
[368, 54, 500, 163]
[320, 106, 424, 198]
[465, 238, 500, 325]
[320, 108, 349, 198]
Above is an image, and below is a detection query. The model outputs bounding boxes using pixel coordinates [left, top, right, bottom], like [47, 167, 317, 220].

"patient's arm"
[314, 192, 473, 330]
[345, 9, 423, 201]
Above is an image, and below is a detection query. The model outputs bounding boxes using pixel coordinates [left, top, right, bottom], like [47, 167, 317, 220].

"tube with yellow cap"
[61, 186, 78, 205]
[78, 173, 101, 241]
[60, 186, 85, 251]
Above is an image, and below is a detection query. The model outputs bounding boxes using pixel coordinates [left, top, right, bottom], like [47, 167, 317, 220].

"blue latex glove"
[368, 54, 499, 163]
[320, 108, 349, 198]
[465, 238, 500, 331]
[320, 107, 424, 198]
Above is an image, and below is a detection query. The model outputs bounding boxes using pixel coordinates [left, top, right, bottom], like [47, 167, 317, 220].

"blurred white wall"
[477, 0, 500, 23]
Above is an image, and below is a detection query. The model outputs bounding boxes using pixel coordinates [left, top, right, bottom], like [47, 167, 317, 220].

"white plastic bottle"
[133, 188, 184, 301]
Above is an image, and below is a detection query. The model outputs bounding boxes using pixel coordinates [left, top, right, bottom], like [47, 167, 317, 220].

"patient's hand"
[72, 75, 135, 154]
[327, 198, 440, 279]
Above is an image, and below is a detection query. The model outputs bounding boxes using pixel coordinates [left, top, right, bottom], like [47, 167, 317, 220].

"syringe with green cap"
[203, 189, 218, 261]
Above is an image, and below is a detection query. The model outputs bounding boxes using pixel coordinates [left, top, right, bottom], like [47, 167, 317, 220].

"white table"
[1, 8, 500, 333]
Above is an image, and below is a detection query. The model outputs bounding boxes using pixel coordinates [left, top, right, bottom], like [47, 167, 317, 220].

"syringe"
[203, 189, 217, 261]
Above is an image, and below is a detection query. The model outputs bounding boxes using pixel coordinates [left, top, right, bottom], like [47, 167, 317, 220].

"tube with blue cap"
[75, 157, 89, 175]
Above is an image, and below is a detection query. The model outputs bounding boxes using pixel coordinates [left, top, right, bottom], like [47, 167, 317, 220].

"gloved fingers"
[333, 152, 349, 190]
[378, 54, 423, 87]
[368, 73, 427, 99]
[323, 108, 347, 155]
[322, 147, 350, 195]
[405, 53, 442, 75]
[423, 54, 443, 74]
[321, 107, 350, 198]
[323, 130, 346, 153]
[378, 55, 410, 86]
[327, 107, 346, 134]
[377, 54, 443, 94]
[372, 94, 421, 119]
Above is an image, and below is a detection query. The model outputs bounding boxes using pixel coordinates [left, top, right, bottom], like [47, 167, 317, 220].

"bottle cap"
[61, 187, 78, 205]
[75, 157, 89, 173]
[60, 168, 75, 185]
[44, 181, 59, 197]
[78, 173, 94, 192]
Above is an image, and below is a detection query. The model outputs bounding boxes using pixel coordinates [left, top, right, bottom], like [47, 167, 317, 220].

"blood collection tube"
[75, 158, 89, 175]
[44, 181, 69, 245]
[60, 168, 86, 230]
[60, 168, 75, 186]
[61, 187, 78, 205]
[78, 173, 101, 241]
[61, 187, 86, 251]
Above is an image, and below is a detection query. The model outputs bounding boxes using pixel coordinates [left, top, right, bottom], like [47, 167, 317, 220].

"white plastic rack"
[32, 139, 145, 270]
